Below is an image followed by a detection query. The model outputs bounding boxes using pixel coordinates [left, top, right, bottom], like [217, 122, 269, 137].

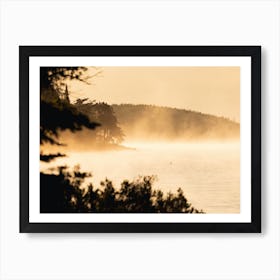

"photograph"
[40, 65, 240, 214]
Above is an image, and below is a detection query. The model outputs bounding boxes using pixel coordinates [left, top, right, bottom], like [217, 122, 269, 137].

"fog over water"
[41, 141, 240, 213]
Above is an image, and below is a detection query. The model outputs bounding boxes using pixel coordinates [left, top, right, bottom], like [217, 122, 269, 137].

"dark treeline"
[112, 104, 240, 141]
[41, 166, 204, 213]
[74, 99, 124, 145]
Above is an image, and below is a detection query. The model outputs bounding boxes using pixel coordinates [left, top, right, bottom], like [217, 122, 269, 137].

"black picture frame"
[20, 46, 261, 233]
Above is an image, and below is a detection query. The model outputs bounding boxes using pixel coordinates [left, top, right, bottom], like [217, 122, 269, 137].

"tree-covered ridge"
[112, 104, 240, 141]
[40, 166, 204, 213]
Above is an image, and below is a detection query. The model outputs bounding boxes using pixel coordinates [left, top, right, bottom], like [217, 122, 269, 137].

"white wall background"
[0, 0, 279, 279]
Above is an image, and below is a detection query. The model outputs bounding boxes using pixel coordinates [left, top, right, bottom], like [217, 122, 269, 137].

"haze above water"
[41, 141, 240, 213]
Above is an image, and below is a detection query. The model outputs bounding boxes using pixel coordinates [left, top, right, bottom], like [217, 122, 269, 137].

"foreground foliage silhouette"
[40, 166, 204, 213]
[40, 67, 100, 161]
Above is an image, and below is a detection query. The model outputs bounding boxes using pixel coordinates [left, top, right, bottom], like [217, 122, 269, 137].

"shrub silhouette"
[40, 166, 204, 213]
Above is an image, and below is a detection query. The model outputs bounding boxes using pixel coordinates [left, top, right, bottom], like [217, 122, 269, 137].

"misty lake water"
[41, 142, 240, 213]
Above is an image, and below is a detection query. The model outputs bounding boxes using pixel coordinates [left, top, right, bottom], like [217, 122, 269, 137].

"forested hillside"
[112, 104, 239, 141]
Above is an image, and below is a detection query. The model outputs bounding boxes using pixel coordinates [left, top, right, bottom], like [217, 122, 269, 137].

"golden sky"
[69, 66, 240, 122]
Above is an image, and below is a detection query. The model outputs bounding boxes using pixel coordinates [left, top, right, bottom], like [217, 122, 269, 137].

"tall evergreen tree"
[40, 67, 99, 161]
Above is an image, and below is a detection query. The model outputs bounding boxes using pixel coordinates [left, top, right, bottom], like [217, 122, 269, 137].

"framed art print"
[19, 46, 261, 233]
